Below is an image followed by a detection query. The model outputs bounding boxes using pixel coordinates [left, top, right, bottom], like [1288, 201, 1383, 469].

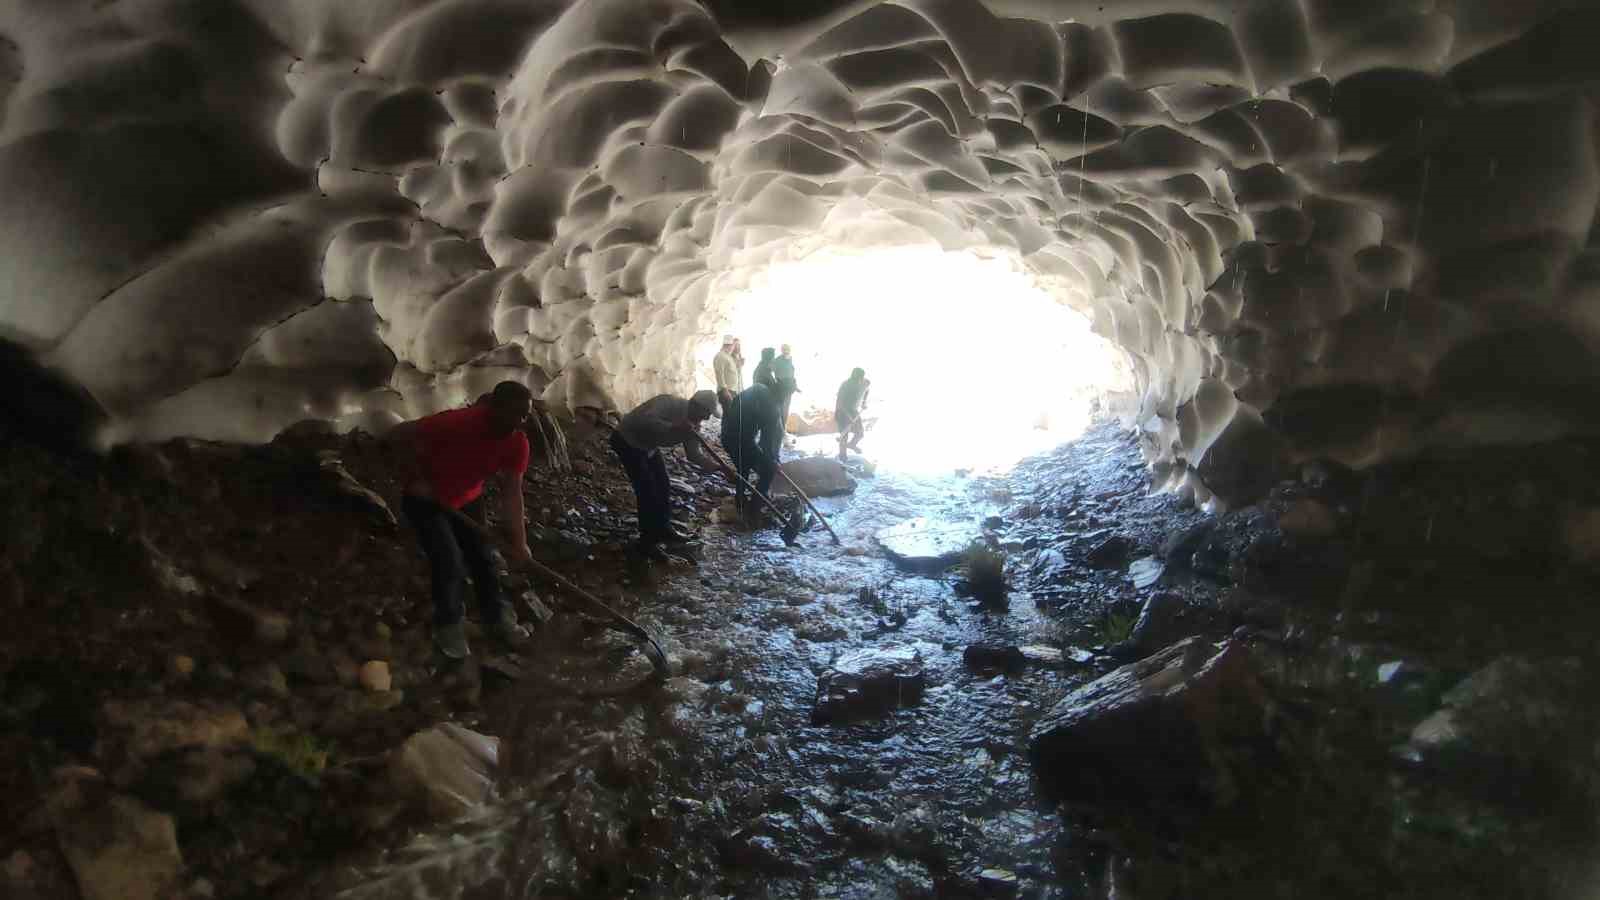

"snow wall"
[1, 0, 1597, 505]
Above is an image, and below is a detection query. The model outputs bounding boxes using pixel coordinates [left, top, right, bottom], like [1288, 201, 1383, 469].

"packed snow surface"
[1, 0, 1596, 503]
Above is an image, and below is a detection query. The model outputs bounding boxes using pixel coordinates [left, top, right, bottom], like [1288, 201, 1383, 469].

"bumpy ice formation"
[1, 0, 1596, 504]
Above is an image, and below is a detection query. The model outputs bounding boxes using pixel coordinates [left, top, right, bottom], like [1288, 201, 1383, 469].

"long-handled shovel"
[577, 407, 807, 547]
[772, 465, 842, 546]
[437, 503, 670, 677]
[686, 432, 811, 546]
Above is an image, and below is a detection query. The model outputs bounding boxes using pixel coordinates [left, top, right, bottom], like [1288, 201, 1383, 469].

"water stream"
[326, 425, 1158, 899]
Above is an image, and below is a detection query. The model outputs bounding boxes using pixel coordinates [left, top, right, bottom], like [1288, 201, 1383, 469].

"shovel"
[772, 465, 842, 546]
[687, 433, 811, 547]
[436, 503, 670, 677]
[578, 407, 807, 547]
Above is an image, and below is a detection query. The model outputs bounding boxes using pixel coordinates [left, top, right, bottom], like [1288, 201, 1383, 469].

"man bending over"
[721, 382, 783, 513]
[612, 389, 720, 553]
[387, 381, 533, 659]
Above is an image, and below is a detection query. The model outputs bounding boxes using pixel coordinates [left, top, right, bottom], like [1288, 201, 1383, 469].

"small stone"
[205, 595, 291, 645]
[174, 748, 256, 809]
[813, 645, 926, 724]
[374, 622, 392, 641]
[242, 663, 290, 699]
[1376, 660, 1428, 685]
[1160, 519, 1215, 564]
[333, 657, 361, 687]
[1016, 645, 1064, 665]
[389, 724, 499, 821]
[359, 661, 391, 693]
[1560, 507, 1600, 563]
[55, 793, 183, 900]
[1278, 498, 1338, 539]
[5, 849, 32, 881]
[97, 699, 249, 772]
[1409, 709, 1461, 748]
[521, 590, 555, 624]
[1030, 548, 1069, 581]
[254, 613, 291, 645]
[189, 877, 216, 899]
[975, 867, 1019, 893]
[1127, 556, 1165, 589]
[1084, 534, 1134, 569]
[964, 644, 1026, 670]
[373, 689, 405, 710]
[168, 655, 195, 679]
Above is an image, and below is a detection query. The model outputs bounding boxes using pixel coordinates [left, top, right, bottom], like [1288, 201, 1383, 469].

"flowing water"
[323, 427, 1162, 899]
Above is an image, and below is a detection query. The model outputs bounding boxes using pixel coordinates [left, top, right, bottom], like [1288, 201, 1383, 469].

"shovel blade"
[782, 510, 810, 545]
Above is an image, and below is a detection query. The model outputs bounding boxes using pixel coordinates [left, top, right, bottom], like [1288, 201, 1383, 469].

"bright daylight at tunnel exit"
[3, 1, 1600, 899]
[711, 245, 1133, 475]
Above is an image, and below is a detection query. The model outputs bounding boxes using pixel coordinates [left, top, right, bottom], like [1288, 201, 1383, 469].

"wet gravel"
[322, 421, 1206, 899]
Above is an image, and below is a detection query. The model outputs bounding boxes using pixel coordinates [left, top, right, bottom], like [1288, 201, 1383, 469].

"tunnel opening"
[709, 243, 1135, 474]
[4, 1, 1600, 899]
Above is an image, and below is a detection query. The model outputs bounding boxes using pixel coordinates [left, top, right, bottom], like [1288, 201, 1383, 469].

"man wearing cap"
[612, 389, 721, 552]
[713, 335, 742, 414]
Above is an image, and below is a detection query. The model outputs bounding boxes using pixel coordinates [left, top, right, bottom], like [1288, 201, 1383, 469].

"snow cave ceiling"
[2, 0, 1598, 505]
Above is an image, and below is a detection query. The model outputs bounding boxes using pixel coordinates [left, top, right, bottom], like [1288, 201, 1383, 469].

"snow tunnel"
[9, 4, 1600, 897]
[1, 0, 1597, 509]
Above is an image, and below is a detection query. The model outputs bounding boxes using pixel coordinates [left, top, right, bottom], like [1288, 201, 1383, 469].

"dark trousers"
[837, 411, 864, 448]
[402, 495, 502, 626]
[722, 424, 779, 504]
[611, 430, 672, 540]
[777, 390, 794, 434]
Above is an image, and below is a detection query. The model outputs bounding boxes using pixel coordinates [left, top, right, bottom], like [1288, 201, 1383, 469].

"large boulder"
[53, 785, 183, 900]
[1029, 637, 1268, 809]
[1405, 656, 1599, 806]
[785, 405, 837, 436]
[875, 518, 981, 572]
[388, 724, 500, 821]
[812, 645, 926, 725]
[776, 456, 856, 498]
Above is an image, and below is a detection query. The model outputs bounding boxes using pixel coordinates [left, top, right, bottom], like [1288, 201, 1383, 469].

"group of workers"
[384, 344, 872, 660]
[710, 334, 870, 462]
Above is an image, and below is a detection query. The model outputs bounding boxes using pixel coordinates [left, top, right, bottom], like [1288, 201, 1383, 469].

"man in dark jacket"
[752, 347, 778, 392]
[720, 382, 783, 511]
[772, 344, 799, 433]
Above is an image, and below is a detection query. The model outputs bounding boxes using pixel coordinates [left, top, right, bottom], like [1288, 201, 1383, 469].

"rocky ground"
[1004, 432, 1600, 899]
[0, 414, 737, 899]
[1, 413, 1598, 899]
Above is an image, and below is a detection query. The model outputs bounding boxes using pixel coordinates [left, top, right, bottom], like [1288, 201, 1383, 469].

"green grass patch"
[960, 543, 1008, 601]
[251, 727, 333, 781]
[1095, 609, 1138, 646]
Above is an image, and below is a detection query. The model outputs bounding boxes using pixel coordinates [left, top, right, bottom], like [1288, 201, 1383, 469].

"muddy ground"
[2, 415, 1598, 899]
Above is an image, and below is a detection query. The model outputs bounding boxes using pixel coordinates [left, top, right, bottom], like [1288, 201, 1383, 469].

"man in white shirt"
[712, 335, 742, 413]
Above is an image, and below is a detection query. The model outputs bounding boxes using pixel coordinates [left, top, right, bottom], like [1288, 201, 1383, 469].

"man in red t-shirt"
[386, 381, 534, 659]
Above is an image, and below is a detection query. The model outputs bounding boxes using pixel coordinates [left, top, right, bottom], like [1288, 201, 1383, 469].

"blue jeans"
[611, 431, 673, 541]
[402, 495, 503, 626]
